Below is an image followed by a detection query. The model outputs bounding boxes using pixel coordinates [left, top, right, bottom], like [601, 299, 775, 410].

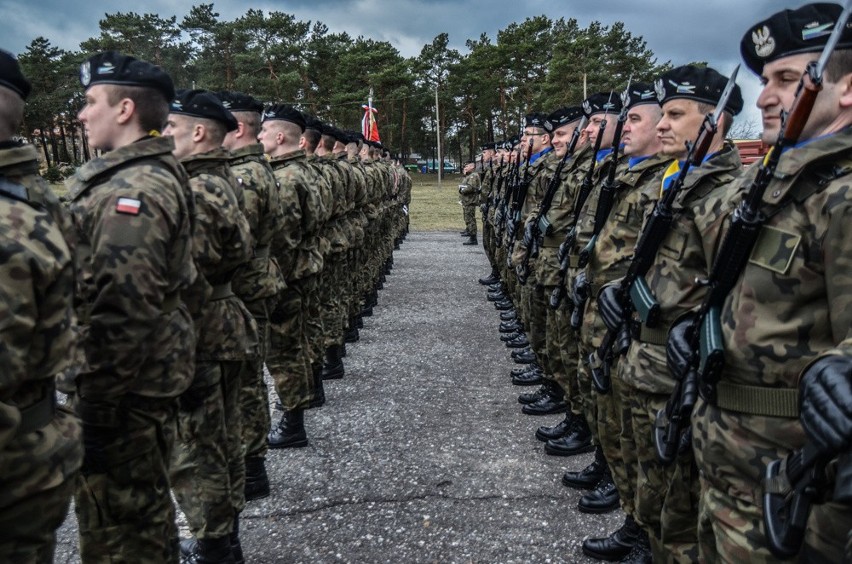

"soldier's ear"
[836, 72, 852, 110]
[116, 97, 135, 125]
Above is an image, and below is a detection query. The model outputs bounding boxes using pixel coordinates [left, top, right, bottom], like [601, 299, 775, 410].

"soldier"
[0, 49, 83, 563]
[163, 88, 256, 563]
[68, 51, 196, 562]
[572, 83, 669, 562]
[259, 105, 326, 449]
[459, 160, 481, 245]
[217, 90, 287, 502]
[595, 71, 742, 562]
[478, 142, 500, 282]
[668, 4, 852, 561]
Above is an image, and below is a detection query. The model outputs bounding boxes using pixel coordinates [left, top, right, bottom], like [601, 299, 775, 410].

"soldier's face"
[657, 99, 704, 159]
[756, 53, 851, 144]
[162, 114, 196, 160]
[78, 84, 124, 151]
[551, 123, 575, 157]
[523, 128, 548, 154]
[257, 121, 280, 155]
[623, 104, 663, 157]
[584, 114, 615, 149]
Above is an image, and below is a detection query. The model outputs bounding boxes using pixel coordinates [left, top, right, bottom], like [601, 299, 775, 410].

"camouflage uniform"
[170, 147, 256, 541]
[460, 170, 481, 237]
[616, 145, 741, 563]
[0, 143, 83, 562]
[268, 149, 326, 411]
[581, 153, 670, 526]
[229, 144, 287, 462]
[66, 135, 197, 563]
[693, 130, 852, 562]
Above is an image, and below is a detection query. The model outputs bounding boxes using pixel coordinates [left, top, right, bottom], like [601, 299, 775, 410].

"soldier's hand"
[666, 313, 696, 382]
[800, 355, 852, 453]
[570, 271, 588, 309]
[557, 239, 569, 266]
[597, 283, 624, 334]
[522, 221, 535, 248]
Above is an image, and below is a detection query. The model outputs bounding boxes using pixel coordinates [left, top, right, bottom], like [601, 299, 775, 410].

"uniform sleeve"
[824, 200, 852, 355]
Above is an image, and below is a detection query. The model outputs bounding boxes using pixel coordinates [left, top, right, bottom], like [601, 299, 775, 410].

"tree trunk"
[39, 129, 51, 167]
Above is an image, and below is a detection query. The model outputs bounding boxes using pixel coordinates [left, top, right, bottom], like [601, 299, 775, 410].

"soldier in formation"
[459, 160, 481, 245]
[476, 3, 852, 562]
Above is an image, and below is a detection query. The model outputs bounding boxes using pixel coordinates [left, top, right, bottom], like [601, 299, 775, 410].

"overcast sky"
[0, 0, 824, 128]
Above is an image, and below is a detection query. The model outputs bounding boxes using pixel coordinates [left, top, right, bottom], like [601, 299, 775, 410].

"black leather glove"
[522, 220, 535, 248]
[800, 355, 852, 453]
[556, 238, 569, 267]
[667, 313, 697, 382]
[570, 271, 588, 309]
[597, 283, 624, 334]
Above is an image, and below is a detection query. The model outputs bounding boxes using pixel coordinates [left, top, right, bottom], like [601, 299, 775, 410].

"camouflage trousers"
[692, 399, 852, 563]
[172, 360, 245, 539]
[624, 385, 697, 562]
[0, 479, 74, 563]
[240, 299, 271, 460]
[298, 273, 325, 371]
[463, 204, 477, 236]
[321, 252, 347, 350]
[545, 296, 580, 412]
[522, 279, 548, 366]
[482, 221, 495, 270]
[75, 397, 179, 563]
[268, 284, 313, 411]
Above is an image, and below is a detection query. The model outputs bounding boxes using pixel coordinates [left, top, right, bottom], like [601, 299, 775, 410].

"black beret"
[216, 91, 264, 113]
[330, 126, 349, 144]
[479, 142, 496, 151]
[582, 92, 623, 117]
[170, 89, 238, 131]
[0, 50, 31, 100]
[262, 104, 306, 132]
[344, 130, 364, 144]
[624, 82, 658, 109]
[545, 106, 584, 132]
[301, 112, 323, 133]
[655, 65, 743, 116]
[524, 112, 548, 129]
[741, 3, 852, 75]
[80, 51, 174, 101]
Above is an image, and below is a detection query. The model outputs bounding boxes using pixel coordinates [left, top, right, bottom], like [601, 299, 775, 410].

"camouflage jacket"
[182, 148, 257, 361]
[312, 154, 349, 254]
[620, 144, 742, 394]
[0, 145, 83, 508]
[67, 136, 197, 399]
[346, 155, 369, 247]
[269, 150, 326, 280]
[459, 171, 481, 204]
[228, 144, 287, 305]
[519, 148, 556, 218]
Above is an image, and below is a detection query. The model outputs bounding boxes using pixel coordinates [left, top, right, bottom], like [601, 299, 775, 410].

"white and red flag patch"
[115, 197, 141, 215]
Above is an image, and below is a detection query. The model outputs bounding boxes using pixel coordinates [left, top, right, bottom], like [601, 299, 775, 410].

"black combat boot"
[344, 324, 360, 343]
[562, 445, 607, 489]
[463, 235, 478, 245]
[230, 515, 245, 564]
[267, 409, 308, 449]
[619, 529, 652, 563]
[321, 345, 345, 380]
[535, 412, 575, 442]
[522, 381, 568, 415]
[243, 457, 270, 502]
[479, 271, 500, 285]
[499, 310, 517, 321]
[179, 536, 235, 564]
[582, 515, 641, 561]
[511, 365, 543, 386]
[544, 416, 593, 456]
[355, 315, 364, 329]
[460, 229, 470, 236]
[578, 469, 620, 514]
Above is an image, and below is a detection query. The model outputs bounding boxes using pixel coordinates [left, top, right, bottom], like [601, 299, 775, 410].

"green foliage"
[16, 5, 668, 164]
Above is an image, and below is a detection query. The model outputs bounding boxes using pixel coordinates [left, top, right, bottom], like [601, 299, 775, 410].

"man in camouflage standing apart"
[68, 51, 197, 563]
[217, 91, 287, 502]
[164, 89, 256, 563]
[459, 160, 480, 245]
[260, 105, 327, 450]
[0, 50, 83, 562]
[672, 4, 852, 561]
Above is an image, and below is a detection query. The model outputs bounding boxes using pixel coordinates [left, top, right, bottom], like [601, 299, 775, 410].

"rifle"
[577, 77, 632, 270]
[493, 154, 512, 240]
[589, 66, 740, 395]
[482, 153, 497, 218]
[517, 117, 587, 285]
[506, 138, 535, 259]
[549, 94, 614, 310]
[654, 0, 852, 464]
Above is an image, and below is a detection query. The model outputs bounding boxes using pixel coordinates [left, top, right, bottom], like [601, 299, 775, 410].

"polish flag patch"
[115, 197, 141, 215]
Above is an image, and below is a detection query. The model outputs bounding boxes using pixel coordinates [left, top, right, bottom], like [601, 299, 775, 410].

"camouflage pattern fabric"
[65, 135, 196, 562]
[694, 130, 852, 562]
[460, 170, 480, 236]
[0, 143, 82, 562]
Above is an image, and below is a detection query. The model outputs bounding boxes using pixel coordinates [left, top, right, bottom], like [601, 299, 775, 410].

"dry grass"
[408, 173, 471, 232]
[51, 173, 470, 232]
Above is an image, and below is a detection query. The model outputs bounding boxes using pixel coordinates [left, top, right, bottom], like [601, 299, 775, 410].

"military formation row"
[466, 3, 851, 563]
[0, 48, 411, 563]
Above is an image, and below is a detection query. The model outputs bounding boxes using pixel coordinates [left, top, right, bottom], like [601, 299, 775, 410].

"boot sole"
[521, 404, 569, 416]
[244, 487, 271, 502]
[581, 544, 634, 561]
[577, 500, 620, 514]
[544, 443, 595, 457]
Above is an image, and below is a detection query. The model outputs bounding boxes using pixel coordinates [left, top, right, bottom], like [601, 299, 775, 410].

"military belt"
[209, 283, 234, 301]
[630, 321, 668, 346]
[714, 381, 799, 418]
[255, 246, 270, 260]
[17, 381, 56, 436]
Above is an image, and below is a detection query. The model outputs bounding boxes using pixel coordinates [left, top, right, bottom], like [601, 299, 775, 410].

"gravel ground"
[55, 230, 620, 563]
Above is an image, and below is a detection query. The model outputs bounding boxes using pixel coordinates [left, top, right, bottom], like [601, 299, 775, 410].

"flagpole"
[435, 84, 442, 189]
[368, 87, 374, 141]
